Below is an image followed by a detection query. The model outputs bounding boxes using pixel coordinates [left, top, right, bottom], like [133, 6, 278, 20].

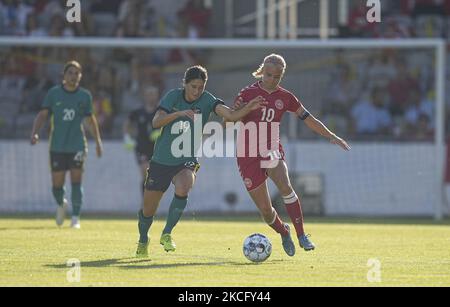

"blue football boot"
[299, 234, 315, 251]
[281, 224, 296, 257]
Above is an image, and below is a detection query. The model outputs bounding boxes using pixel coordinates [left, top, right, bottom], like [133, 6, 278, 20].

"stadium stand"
[0, 0, 448, 141]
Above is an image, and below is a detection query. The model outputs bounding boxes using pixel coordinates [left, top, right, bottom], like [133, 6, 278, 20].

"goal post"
[0, 37, 446, 219]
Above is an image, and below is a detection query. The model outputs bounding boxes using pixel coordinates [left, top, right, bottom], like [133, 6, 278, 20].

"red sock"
[284, 193, 305, 237]
[269, 210, 288, 236]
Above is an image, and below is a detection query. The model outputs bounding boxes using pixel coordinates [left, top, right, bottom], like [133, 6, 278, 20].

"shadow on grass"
[0, 226, 58, 231]
[121, 258, 287, 270]
[44, 258, 152, 269]
[44, 258, 287, 270]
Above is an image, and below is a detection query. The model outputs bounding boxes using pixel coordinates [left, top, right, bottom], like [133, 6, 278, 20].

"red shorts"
[237, 145, 286, 191]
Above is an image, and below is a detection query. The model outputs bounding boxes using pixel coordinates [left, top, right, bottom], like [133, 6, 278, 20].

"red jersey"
[234, 81, 303, 159]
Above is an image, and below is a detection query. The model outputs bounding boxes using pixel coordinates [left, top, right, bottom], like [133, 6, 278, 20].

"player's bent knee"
[174, 176, 194, 196]
[175, 184, 192, 197]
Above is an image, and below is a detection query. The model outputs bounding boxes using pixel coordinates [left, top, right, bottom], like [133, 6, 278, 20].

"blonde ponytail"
[252, 53, 286, 79]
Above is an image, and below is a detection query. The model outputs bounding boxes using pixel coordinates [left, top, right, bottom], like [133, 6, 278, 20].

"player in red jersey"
[234, 54, 350, 256]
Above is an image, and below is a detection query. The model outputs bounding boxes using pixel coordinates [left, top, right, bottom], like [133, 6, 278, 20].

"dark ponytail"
[183, 65, 208, 84]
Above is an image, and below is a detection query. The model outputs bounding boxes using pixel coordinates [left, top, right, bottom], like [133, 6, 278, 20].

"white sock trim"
[283, 191, 298, 204]
[268, 208, 277, 225]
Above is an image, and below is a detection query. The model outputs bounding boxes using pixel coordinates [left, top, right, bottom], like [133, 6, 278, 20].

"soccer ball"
[243, 233, 272, 263]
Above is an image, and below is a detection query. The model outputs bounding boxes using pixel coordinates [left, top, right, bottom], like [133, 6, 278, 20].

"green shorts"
[144, 160, 200, 192]
[50, 151, 86, 172]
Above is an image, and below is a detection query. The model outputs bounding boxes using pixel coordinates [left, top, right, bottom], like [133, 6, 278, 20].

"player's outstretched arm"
[215, 96, 266, 122]
[30, 109, 49, 145]
[85, 115, 103, 157]
[152, 109, 195, 129]
[301, 110, 351, 151]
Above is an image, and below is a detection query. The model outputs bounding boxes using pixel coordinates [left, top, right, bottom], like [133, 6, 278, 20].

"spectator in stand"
[380, 18, 412, 38]
[325, 64, 361, 116]
[168, 0, 211, 64]
[388, 59, 420, 116]
[116, 13, 147, 37]
[413, 0, 446, 17]
[347, 0, 378, 37]
[0, 0, 33, 36]
[399, 0, 447, 16]
[399, 0, 446, 37]
[350, 87, 393, 136]
[167, 31, 199, 64]
[20, 63, 53, 113]
[92, 86, 114, 136]
[177, 0, 211, 38]
[116, 14, 136, 37]
[25, 13, 47, 36]
[40, 0, 64, 28]
[89, 0, 122, 15]
[92, 64, 117, 135]
[0, 53, 26, 100]
[48, 14, 74, 37]
[364, 51, 397, 91]
[415, 113, 434, 140]
[116, 0, 155, 37]
[140, 65, 165, 96]
[30, 0, 49, 15]
[323, 63, 361, 136]
[403, 88, 434, 137]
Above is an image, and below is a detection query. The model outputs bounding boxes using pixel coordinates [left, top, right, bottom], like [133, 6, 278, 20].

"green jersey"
[151, 88, 223, 166]
[42, 85, 93, 153]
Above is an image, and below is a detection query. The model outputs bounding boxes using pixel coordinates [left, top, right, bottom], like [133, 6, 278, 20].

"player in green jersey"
[30, 61, 103, 229]
[136, 66, 266, 257]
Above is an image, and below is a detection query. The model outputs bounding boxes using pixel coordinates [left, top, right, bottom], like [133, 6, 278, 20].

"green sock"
[52, 187, 65, 207]
[138, 209, 153, 243]
[71, 183, 83, 217]
[162, 194, 188, 235]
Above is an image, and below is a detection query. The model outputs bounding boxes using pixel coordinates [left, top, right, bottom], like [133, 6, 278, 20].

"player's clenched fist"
[30, 134, 39, 145]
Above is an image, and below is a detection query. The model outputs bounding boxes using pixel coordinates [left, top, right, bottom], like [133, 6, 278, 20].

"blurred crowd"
[0, 46, 440, 142]
[0, 0, 212, 38]
[320, 0, 450, 141]
[0, 0, 212, 138]
[344, 0, 450, 39]
[0, 0, 449, 141]
[321, 49, 436, 141]
[0, 47, 173, 138]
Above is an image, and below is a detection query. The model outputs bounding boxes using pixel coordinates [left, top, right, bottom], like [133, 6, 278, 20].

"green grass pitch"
[1, 216, 449, 287]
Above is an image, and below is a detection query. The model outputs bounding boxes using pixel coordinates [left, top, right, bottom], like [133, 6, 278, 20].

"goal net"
[0, 38, 446, 219]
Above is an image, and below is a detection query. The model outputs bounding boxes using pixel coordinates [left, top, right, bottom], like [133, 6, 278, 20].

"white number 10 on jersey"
[261, 107, 275, 122]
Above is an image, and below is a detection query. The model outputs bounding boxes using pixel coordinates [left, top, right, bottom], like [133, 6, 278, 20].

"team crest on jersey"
[244, 178, 253, 189]
[275, 99, 284, 110]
